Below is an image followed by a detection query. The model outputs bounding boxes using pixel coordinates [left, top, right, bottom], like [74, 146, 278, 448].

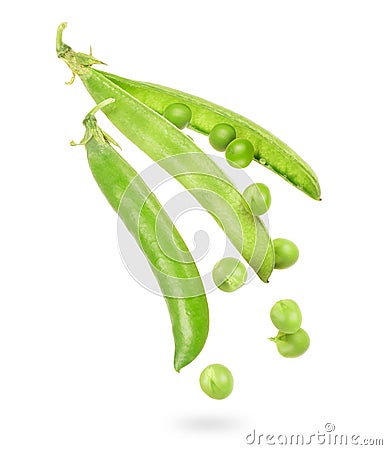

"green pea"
[212, 257, 247, 292]
[225, 138, 254, 168]
[271, 328, 310, 358]
[209, 123, 236, 151]
[243, 182, 271, 215]
[199, 364, 234, 399]
[163, 103, 192, 129]
[270, 299, 302, 334]
[273, 238, 299, 269]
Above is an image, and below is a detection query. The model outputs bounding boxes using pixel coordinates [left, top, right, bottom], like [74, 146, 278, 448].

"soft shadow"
[172, 414, 246, 432]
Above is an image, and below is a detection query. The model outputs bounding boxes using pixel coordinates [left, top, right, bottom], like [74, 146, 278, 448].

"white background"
[1, 1, 386, 448]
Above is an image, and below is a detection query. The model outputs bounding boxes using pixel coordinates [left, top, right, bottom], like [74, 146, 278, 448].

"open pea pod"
[56, 23, 274, 282]
[97, 71, 321, 200]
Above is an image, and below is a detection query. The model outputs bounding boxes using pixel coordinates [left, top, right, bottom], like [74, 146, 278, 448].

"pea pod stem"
[56, 23, 274, 282]
[56, 22, 69, 55]
[97, 71, 321, 200]
[72, 99, 209, 372]
[86, 97, 115, 116]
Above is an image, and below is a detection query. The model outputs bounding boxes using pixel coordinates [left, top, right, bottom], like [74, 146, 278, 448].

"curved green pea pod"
[56, 23, 274, 283]
[97, 71, 321, 200]
[71, 99, 209, 372]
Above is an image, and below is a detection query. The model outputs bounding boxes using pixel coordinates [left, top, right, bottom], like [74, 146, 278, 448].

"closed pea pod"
[71, 99, 209, 372]
[56, 23, 274, 283]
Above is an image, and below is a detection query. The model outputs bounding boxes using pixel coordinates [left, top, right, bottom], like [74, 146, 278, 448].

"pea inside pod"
[163, 103, 192, 129]
[209, 123, 236, 151]
[225, 138, 254, 169]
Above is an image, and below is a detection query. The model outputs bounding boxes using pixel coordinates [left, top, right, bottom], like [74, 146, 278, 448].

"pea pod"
[56, 23, 274, 282]
[97, 71, 321, 200]
[72, 99, 209, 372]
